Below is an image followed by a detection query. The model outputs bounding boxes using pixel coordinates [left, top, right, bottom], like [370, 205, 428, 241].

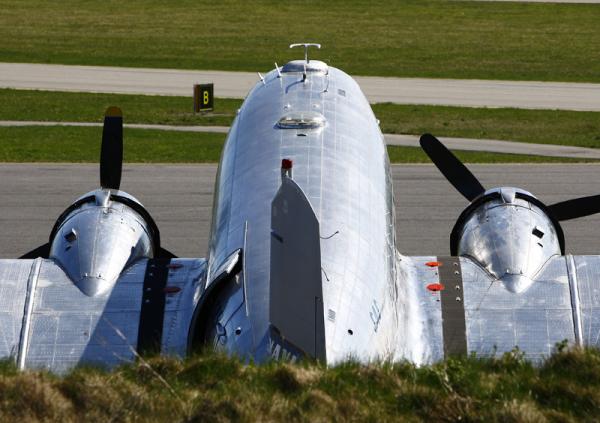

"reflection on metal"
[452, 188, 562, 293]
[277, 111, 326, 129]
[17, 258, 41, 370]
[2, 47, 600, 371]
[282, 60, 328, 74]
[411, 255, 600, 363]
[207, 248, 242, 288]
[274, 63, 281, 78]
[289, 42, 322, 63]
[566, 254, 583, 346]
[1, 258, 205, 373]
[49, 189, 155, 297]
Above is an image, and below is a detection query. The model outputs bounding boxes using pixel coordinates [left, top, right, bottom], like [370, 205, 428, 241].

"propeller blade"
[549, 194, 600, 221]
[19, 243, 50, 259]
[419, 133, 486, 201]
[100, 106, 123, 190]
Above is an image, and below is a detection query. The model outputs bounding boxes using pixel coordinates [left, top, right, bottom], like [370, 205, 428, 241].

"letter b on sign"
[194, 83, 213, 112]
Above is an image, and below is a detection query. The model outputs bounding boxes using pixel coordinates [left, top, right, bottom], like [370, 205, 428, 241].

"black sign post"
[194, 83, 214, 112]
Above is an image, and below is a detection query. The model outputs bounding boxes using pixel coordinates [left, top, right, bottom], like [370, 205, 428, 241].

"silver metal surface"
[566, 254, 583, 347]
[50, 189, 155, 296]
[206, 58, 398, 364]
[455, 189, 562, 293]
[2, 51, 600, 370]
[461, 255, 575, 361]
[573, 255, 600, 348]
[288, 43, 322, 64]
[0, 258, 205, 373]
[282, 60, 329, 74]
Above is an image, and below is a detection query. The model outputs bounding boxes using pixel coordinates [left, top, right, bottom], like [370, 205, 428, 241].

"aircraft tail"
[269, 164, 326, 361]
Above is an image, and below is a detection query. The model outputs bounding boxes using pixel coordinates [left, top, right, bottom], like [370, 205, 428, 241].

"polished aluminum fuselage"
[2, 58, 599, 373]
[207, 63, 409, 363]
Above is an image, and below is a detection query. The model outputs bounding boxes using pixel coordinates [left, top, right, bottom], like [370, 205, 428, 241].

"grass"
[0, 348, 598, 421]
[1, 1, 600, 82]
[373, 104, 600, 149]
[0, 89, 242, 127]
[0, 126, 594, 164]
[0, 127, 225, 163]
[3, 89, 600, 149]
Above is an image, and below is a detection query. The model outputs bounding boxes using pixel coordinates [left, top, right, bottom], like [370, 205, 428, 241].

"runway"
[1, 164, 599, 259]
[1, 63, 600, 111]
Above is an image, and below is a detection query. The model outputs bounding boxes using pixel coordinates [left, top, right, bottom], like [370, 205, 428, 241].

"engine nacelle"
[49, 189, 160, 296]
[451, 187, 564, 293]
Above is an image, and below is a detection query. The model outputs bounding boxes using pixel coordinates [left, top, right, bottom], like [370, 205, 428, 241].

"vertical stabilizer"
[270, 171, 326, 361]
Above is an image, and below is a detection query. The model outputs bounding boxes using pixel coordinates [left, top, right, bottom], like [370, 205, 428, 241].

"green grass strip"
[0, 348, 598, 421]
[0, 89, 241, 127]
[0, 126, 593, 163]
[1, 1, 600, 82]
[373, 104, 600, 149]
[2, 89, 600, 149]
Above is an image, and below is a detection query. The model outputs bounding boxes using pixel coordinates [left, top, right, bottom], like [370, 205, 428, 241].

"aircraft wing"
[0, 258, 206, 373]
[409, 255, 600, 362]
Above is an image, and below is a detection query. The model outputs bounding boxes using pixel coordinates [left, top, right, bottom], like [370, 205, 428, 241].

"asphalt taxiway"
[1, 164, 598, 259]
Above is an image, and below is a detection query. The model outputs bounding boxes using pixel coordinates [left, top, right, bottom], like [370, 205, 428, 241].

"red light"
[163, 286, 182, 294]
[425, 261, 442, 267]
[281, 158, 293, 170]
[426, 283, 445, 292]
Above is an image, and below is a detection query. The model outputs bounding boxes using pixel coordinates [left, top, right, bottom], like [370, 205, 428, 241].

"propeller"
[419, 133, 485, 201]
[420, 133, 600, 222]
[100, 106, 123, 190]
[549, 195, 600, 221]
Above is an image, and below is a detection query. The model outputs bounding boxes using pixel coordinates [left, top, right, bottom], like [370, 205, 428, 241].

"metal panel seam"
[17, 258, 42, 370]
[565, 255, 583, 347]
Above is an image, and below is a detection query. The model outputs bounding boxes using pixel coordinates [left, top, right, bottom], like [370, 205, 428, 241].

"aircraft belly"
[0, 258, 206, 373]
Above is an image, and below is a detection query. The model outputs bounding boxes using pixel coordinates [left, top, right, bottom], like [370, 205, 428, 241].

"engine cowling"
[450, 187, 564, 293]
[49, 189, 160, 296]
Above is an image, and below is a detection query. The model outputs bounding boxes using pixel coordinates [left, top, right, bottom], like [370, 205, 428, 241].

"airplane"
[2, 43, 599, 373]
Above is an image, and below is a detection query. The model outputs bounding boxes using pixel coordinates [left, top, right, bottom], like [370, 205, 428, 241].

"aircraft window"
[281, 60, 328, 74]
[277, 111, 326, 129]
